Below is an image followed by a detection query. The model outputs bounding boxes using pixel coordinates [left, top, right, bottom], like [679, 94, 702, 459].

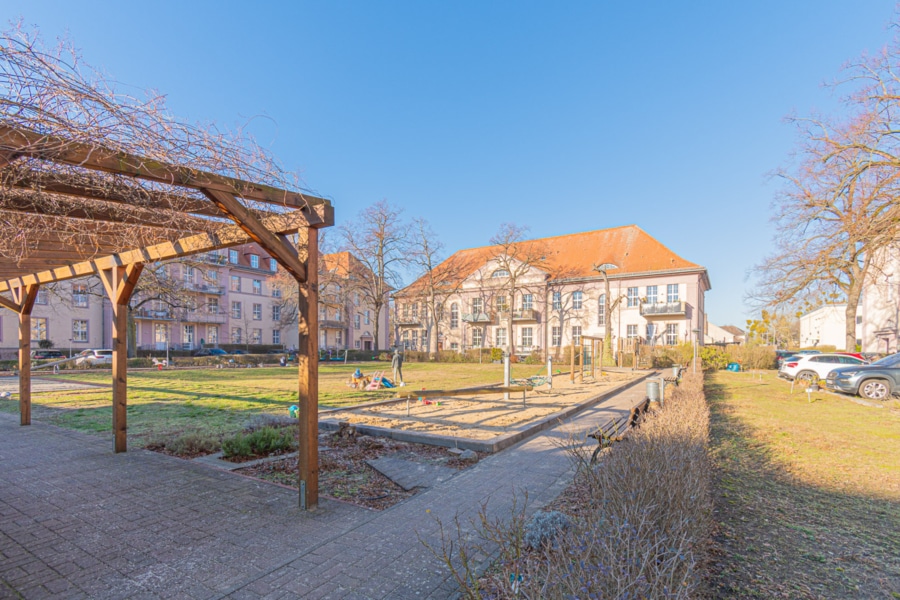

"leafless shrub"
[427, 371, 712, 598]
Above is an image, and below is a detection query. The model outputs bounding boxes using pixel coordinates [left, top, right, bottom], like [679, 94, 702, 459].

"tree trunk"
[845, 278, 863, 352]
[373, 301, 382, 351]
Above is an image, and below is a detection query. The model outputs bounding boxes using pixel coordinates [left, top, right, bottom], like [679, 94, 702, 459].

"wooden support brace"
[98, 264, 144, 453]
[202, 189, 308, 282]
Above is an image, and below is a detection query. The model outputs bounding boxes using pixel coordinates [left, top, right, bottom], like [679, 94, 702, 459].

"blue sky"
[5, 1, 897, 327]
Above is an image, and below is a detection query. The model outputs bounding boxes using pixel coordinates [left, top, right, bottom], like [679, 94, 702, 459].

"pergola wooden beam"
[0, 210, 314, 293]
[8, 284, 40, 426]
[0, 125, 331, 212]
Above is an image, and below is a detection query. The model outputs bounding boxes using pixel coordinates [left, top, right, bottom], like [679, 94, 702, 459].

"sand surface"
[325, 370, 645, 440]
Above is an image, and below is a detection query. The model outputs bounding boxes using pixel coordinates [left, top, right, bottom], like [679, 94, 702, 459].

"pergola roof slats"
[0, 125, 331, 213]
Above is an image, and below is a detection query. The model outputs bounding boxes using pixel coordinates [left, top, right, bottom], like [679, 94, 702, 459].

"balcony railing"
[184, 282, 225, 295]
[640, 301, 686, 317]
[181, 311, 228, 324]
[462, 312, 492, 323]
[496, 308, 539, 322]
[395, 316, 422, 326]
[320, 319, 346, 329]
[133, 308, 174, 320]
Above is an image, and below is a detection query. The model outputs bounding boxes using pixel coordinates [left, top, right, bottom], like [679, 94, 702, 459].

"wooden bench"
[588, 399, 650, 464]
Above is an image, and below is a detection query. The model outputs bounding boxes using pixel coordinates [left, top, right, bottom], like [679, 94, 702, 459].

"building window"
[521, 327, 533, 348]
[646, 285, 658, 305]
[207, 298, 219, 314]
[273, 330, 281, 345]
[572, 326, 582, 346]
[231, 301, 242, 319]
[183, 265, 194, 284]
[365, 310, 371, 325]
[495, 327, 507, 347]
[450, 303, 459, 329]
[646, 323, 656, 343]
[207, 270, 218, 282]
[597, 294, 606, 326]
[402, 330, 409, 349]
[572, 291, 583, 310]
[272, 305, 281, 321]
[31, 317, 48, 341]
[551, 326, 561, 347]
[253, 303, 262, 320]
[627, 324, 638, 339]
[336, 330, 343, 345]
[491, 269, 509, 278]
[665, 323, 678, 345]
[231, 327, 242, 343]
[472, 297, 484, 314]
[355, 340, 361, 349]
[472, 328, 483, 348]
[272, 287, 282, 298]
[249, 254, 259, 269]
[208, 325, 218, 344]
[270, 258, 278, 272]
[355, 314, 361, 328]
[252, 280, 262, 295]
[251, 329, 262, 344]
[230, 275, 241, 292]
[154, 324, 168, 345]
[411, 302, 419, 319]
[184, 325, 195, 348]
[411, 329, 419, 349]
[229, 249, 239, 264]
[522, 294, 533, 311]
[496, 296, 508, 312]
[627, 287, 639, 307]
[856, 316, 863, 325]
[72, 283, 89, 308]
[667, 284, 679, 303]
[35, 289, 48, 305]
[72, 319, 88, 342]
[552, 291, 561, 310]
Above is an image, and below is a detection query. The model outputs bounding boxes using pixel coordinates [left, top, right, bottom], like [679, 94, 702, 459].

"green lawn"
[0, 361, 549, 446]
[707, 370, 900, 598]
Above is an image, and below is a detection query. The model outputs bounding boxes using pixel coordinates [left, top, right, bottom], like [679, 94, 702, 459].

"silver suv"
[75, 349, 113, 366]
[826, 352, 900, 400]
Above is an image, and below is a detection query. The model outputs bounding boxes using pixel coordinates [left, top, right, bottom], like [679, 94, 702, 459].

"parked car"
[231, 349, 249, 355]
[75, 349, 113, 366]
[31, 350, 65, 360]
[837, 352, 866, 361]
[193, 348, 228, 357]
[775, 350, 797, 368]
[826, 352, 900, 400]
[778, 353, 868, 383]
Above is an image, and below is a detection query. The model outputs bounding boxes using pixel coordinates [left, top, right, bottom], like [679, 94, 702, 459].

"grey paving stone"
[365, 456, 459, 491]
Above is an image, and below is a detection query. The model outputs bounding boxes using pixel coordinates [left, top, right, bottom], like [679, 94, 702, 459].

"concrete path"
[0, 376, 653, 599]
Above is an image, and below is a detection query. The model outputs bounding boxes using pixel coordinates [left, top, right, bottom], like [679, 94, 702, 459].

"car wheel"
[795, 370, 818, 385]
[859, 379, 891, 400]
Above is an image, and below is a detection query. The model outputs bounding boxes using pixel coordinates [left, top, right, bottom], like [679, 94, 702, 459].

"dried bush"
[222, 426, 295, 459]
[426, 371, 712, 599]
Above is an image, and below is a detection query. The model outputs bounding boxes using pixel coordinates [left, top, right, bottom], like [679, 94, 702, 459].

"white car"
[75, 349, 113, 366]
[779, 353, 868, 383]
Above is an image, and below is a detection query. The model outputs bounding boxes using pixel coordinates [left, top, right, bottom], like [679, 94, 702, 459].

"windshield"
[873, 353, 900, 367]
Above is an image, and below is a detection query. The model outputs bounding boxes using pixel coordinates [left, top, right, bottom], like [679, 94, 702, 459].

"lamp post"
[592, 262, 619, 365]
[692, 327, 701, 373]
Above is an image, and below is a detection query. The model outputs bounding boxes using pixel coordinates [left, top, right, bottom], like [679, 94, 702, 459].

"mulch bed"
[236, 430, 479, 510]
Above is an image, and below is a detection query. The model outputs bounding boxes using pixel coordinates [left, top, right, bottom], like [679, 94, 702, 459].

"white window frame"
[572, 291, 583, 310]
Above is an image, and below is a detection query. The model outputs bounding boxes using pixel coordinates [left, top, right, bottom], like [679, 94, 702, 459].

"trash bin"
[672, 365, 681, 378]
[646, 380, 660, 401]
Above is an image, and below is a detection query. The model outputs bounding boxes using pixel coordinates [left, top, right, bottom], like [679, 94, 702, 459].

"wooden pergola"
[0, 125, 332, 510]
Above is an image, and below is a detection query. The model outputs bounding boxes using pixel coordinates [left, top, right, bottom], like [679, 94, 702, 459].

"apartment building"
[319, 252, 391, 352]
[393, 225, 710, 356]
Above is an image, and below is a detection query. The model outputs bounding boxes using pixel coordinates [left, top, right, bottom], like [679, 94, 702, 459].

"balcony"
[395, 316, 422, 327]
[133, 308, 174, 320]
[640, 301, 686, 318]
[496, 308, 539, 322]
[181, 311, 227, 324]
[185, 282, 225, 295]
[461, 312, 492, 324]
[320, 319, 346, 329]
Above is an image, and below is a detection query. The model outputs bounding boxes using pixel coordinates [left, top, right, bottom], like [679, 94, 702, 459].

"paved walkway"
[0, 376, 653, 599]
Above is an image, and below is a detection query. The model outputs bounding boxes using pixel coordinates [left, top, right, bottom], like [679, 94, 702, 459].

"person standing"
[391, 349, 404, 385]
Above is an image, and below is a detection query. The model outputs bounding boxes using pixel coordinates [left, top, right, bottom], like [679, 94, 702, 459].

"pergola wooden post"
[296, 226, 319, 510]
[0, 285, 40, 426]
[98, 264, 144, 453]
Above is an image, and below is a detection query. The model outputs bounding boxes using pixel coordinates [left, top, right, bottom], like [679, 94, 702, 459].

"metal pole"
[503, 351, 510, 400]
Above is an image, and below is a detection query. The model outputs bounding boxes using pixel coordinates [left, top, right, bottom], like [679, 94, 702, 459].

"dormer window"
[491, 269, 510, 278]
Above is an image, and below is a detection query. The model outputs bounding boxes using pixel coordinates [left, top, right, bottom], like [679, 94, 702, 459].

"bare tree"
[752, 113, 899, 350]
[487, 224, 549, 357]
[339, 200, 409, 351]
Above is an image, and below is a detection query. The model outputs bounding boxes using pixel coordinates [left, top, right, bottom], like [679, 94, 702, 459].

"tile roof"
[397, 225, 708, 296]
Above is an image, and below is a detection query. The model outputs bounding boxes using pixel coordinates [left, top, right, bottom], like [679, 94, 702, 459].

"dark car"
[193, 348, 228, 357]
[231, 349, 249, 355]
[31, 350, 65, 360]
[826, 352, 900, 400]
